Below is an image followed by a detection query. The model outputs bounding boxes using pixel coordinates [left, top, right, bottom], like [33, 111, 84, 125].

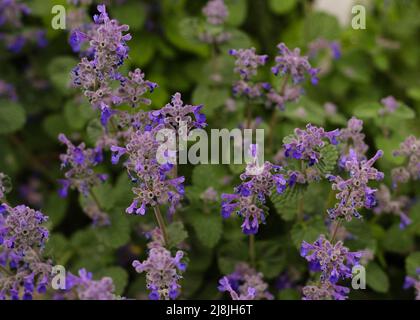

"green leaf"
[382, 224, 414, 254]
[366, 262, 389, 293]
[192, 164, 228, 190]
[91, 182, 116, 211]
[192, 85, 230, 117]
[112, 1, 146, 30]
[96, 267, 129, 296]
[304, 12, 341, 42]
[270, 184, 306, 221]
[405, 252, 420, 277]
[269, 0, 297, 14]
[64, 100, 95, 131]
[353, 102, 382, 118]
[86, 118, 104, 145]
[218, 240, 248, 274]
[44, 233, 72, 266]
[167, 221, 188, 248]
[43, 192, 68, 229]
[0, 100, 26, 134]
[95, 208, 131, 249]
[130, 33, 156, 66]
[42, 113, 72, 139]
[225, 0, 248, 26]
[290, 217, 327, 249]
[256, 240, 287, 278]
[407, 87, 420, 101]
[47, 56, 77, 94]
[315, 144, 339, 175]
[278, 288, 300, 300]
[190, 212, 222, 248]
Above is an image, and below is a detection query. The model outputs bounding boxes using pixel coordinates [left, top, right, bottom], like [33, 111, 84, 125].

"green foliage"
[0, 100, 26, 134]
[366, 262, 390, 294]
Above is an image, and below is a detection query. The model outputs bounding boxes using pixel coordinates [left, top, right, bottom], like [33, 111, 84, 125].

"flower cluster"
[58, 268, 118, 300]
[58, 133, 107, 198]
[221, 145, 289, 234]
[271, 42, 319, 85]
[0, 79, 17, 101]
[71, 5, 156, 126]
[391, 135, 420, 185]
[0, 0, 30, 28]
[338, 117, 368, 166]
[301, 234, 362, 283]
[265, 84, 302, 111]
[202, 0, 228, 25]
[302, 281, 350, 300]
[111, 125, 185, 216]
[199, 0, 231, 44]
[229, 48, 269, 98]
[300, 235, 362, 300]
[132, 229, 186, 300]
[308, 38, 341, 60]
[218, 262, 273, 300]
[283, 124, 339, 165]
[0, 204, 51, 300]
[404, 269, 420, 300]
[326, 150, 384, 221]
[149, 92, 206, 131]
[0, 0, 47, 52]
[379, 95, 399, 116]
[374, 184, 411, 229]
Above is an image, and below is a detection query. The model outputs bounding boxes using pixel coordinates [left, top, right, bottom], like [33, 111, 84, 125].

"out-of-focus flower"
[272, 43, 319, 85]
[58, 268, 118, 300]
[404, 269, 420, 300]
[218, 262, 273, 300]
[374, 184, 411, 229]
[379, 96, 399, 116]
[392, 135, 420, 186]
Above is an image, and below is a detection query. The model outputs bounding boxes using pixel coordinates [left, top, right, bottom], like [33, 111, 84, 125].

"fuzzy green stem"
[330, 219, 342, 243]
[0, 264, 12, 276]
[153, 206, 169, 246]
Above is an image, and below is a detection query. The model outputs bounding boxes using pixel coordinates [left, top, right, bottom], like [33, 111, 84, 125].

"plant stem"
[0, 264, 12, 276]
[153, 206, 169, 246]
[268, 75, 289, 153]
[330, 219, 342, 243]
[323, 188, 336, 217]
[89, 189, 102, 210]
[249, 234, 256, 268]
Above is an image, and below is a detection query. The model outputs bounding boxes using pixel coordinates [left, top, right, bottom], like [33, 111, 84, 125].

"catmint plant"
[391, 135, 420, 186]
[229, 48, 269, 99]
[221, 145, 289, 234]
[326, 150, 384, 221]
[199, 0, 231, 45]
[338, 117, 368, 166]
[132, 229, 186, 300]
[0, 204, 51, 300]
